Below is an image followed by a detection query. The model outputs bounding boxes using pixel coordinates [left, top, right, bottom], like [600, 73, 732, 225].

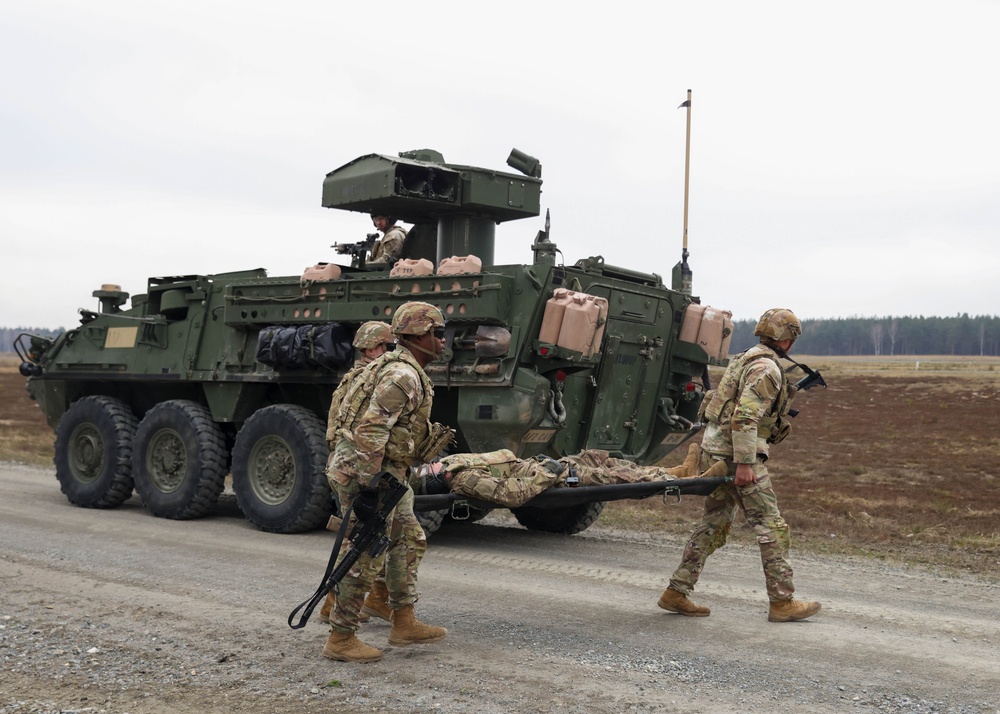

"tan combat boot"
[768, 598, 822, 622]
[388, 605, 447, 646]
[322, 630, 384, 663]
[665, 442, 701, 478]
[317, 591, 335, 624]
[657, 587, 711, 617]
[359, 580, 392, 623]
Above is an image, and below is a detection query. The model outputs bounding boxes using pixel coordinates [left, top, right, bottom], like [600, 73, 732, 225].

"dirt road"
[2, 463, 997, 714]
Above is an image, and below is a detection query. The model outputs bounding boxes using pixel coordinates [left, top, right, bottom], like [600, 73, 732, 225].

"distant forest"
[3, 315, 1000, 357]
[730, 314, 1000, 356]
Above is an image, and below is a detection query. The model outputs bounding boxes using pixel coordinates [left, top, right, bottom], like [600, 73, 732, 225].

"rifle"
[775, 350, 827, 417]
[288, 472, 407, 629]
[332, 232, 378, 269]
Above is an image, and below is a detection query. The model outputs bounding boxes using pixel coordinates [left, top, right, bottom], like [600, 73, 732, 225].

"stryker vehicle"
[17, 148, 730, 536]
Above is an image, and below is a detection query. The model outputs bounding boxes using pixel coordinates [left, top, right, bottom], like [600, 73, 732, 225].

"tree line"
[0, 327, 64, 355]
[729, 314, 1000, 356]
[4, 315, 1000, 357]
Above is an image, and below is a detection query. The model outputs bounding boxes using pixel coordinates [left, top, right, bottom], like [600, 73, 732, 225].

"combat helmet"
[391, 301, 445, 336]
[753, 308, 802, 343]
[352, 321, 393, 350]
[370, 212, 398, 226]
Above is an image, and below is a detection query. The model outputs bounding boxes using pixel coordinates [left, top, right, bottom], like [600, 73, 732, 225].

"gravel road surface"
[2, 463, 997, 714]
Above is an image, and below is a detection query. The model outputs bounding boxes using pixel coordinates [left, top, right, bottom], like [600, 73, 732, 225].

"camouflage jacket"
[327, 346, 433, 484]
[368, 225, 407, 266]
[701, 343, 792, 464]
[325, 358, 364, 445]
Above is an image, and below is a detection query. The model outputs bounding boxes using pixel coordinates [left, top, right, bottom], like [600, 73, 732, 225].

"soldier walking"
[658, 308, 822, 623]
[323, 302, 449, 662]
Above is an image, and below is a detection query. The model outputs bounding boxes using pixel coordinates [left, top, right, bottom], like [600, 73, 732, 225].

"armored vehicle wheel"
[511, 501, 605, 535]
[131, 400, 228, 520]
[416, 509, 447, 534]
[54, 396, 138, 509]
[231, 405, 332, 533]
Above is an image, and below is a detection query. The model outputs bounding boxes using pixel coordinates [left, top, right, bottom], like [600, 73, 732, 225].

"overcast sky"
[2, 0, 998, 330]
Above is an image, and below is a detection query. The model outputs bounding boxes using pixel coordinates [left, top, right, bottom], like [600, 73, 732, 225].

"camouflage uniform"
[668, 341, 797, 603]
[324, 321, 426, 611]
[438, 449, 685, 508]
[326, 344, 434, 633]
[368, 224, 407, 266]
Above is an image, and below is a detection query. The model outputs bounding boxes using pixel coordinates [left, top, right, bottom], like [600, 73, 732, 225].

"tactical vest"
[329, 348, 433, 467]
[702, 344, 791, 443]
[325, 361, 364, 444]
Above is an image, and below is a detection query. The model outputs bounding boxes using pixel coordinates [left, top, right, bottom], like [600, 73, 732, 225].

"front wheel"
[54, 396, 138, 508]
[511, 501, 605, 535]
[131, 400, 228, 520]
[231, 405, 332, 533]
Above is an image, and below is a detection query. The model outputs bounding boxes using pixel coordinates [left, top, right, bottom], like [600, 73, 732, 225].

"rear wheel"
[131, 400, 228, 520]
[54, 396, 138, 508]
[511, 501, 605, 535]
[231, 405, 332, 533]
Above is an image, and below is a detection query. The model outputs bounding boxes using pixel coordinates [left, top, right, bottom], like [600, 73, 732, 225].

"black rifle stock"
[288, 472, 407, 629]
[780, 354, 827, 418]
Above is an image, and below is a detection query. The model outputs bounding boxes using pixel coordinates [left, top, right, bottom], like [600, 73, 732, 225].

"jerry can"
[678, 303, 706, 344]
[437, 254, 483, 275]
[558, 293, 601, 357]
[390, 258, 434, 277]
[538, 288, 574, 344]
[300, 263, 342, 283]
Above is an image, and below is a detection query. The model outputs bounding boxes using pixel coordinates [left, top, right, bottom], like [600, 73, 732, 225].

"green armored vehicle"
[17, 148, 729, 535]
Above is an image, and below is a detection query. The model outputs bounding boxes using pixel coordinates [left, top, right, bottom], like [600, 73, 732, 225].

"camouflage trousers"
[328, 479, 427, 634]
[668, 453, 795, 602]
[567, 450, 682, 485]
[449, 449, 681, 508]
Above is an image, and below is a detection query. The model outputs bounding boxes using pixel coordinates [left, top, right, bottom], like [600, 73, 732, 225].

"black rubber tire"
[511, 501, 605, 535]
[231, 404, 332, 533]
[54, 396, 138, 509]
[131, 400, 228, 520]
[416, 509, 447, 535]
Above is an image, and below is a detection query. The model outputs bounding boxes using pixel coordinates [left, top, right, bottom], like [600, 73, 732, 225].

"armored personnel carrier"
[17, 148, 731, 535]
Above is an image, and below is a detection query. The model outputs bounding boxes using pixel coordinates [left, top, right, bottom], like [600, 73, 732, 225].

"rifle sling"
[287, 497, 356, 630]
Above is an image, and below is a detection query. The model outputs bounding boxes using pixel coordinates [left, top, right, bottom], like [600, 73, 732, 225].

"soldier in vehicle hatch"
[657, 308, 822, 623]
[323, 301, 451, 663]
[367, 213, 407, 266]
[416, 442, 725, 508]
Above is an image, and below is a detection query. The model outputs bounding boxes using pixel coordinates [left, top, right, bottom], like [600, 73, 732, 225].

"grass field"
[3, 353, 998, 579]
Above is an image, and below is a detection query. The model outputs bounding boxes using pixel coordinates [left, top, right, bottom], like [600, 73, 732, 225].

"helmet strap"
[400, 334, 436, 360]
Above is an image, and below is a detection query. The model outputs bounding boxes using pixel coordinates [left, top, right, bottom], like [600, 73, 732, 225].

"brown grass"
[606, 356, 1000, 580]
[4, 355, 999, 578]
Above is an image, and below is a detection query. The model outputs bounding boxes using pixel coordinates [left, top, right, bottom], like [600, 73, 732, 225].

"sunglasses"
[432, 327, 446, 339]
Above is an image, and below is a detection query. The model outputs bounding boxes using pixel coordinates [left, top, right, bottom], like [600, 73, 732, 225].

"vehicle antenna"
[673, 89, 694, 295]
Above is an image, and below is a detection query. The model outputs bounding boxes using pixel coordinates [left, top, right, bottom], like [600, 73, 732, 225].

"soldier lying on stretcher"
[415, 442, 726, 508]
